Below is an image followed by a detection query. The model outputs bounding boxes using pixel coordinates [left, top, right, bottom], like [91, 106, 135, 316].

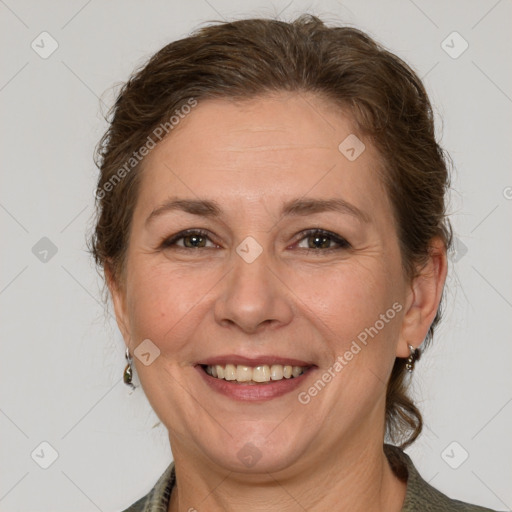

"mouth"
[200, 363, 309, 384]
[195, 356, 316, 401]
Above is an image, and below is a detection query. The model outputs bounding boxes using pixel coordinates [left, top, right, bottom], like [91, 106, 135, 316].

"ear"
[105, 262, 132, 347]
[396, 237, 448, 358]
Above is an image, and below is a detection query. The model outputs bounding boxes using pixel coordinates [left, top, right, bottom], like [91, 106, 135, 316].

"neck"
[167, 436, 406, 512]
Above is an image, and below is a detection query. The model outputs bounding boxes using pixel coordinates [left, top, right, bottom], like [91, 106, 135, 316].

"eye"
[294, 229, 351, 252]
[159, 228, 349, 253]
[160, 229, 218, 249]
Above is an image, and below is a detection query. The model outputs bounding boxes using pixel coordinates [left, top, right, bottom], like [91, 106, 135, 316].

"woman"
[88, 15, 498, 512]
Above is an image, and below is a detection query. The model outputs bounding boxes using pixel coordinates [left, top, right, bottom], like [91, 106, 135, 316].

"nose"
[213, 247, 294, 334]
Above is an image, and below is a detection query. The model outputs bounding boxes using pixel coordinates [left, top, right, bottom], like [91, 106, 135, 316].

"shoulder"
[384, 444, 500, 511]
[120, 462, 175, 512]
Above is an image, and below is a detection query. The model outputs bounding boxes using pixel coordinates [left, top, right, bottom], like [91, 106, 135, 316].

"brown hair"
[87, 14, 452, 448]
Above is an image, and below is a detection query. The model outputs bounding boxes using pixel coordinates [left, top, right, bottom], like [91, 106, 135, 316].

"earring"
[123, 347, 136, 390]
[406, 344, 420, 373]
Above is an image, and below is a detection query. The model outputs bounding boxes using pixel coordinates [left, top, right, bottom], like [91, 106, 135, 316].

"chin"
[197, 426, 313, 475]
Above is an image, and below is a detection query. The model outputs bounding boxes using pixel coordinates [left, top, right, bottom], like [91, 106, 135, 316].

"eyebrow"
[145, 196, 370, 227]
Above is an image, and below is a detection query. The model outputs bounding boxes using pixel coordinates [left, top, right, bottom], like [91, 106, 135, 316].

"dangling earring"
[406, 343, 420, 373]
[123, 347, 136, 390]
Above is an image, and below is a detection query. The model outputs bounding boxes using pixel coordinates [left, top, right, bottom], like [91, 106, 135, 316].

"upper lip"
[197, 355, 315, 367]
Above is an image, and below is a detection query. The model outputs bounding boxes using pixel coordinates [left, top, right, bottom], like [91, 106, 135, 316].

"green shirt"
[121, 444, 498, 511]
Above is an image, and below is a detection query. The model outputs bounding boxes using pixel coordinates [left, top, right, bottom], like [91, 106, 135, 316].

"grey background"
[0, 0, 511, 510]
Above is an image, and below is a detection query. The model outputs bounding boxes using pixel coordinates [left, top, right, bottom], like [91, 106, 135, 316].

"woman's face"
[110, 92, 419, 473]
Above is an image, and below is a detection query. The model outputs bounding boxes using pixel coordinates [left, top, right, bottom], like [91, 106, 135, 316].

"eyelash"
[160, 228, 351, 254]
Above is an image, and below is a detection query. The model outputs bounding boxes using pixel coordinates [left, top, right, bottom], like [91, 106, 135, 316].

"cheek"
[289, 261, 403, 409]
[124, 265, 169, 341]
[287, 262, 394, 340]
[125, 244, 403, 364]
[294, 265, 402, 407]
[125, 260, 221, 352]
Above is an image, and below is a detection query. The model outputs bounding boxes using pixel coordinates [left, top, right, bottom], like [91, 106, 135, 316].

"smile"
[202, 363, 308, 383]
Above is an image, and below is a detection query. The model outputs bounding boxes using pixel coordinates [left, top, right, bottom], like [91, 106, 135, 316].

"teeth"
[204, 363, 307, 383]
[292, 366, 303, 378]
[270, 364, 283, 380]
[253, 365, 270, 383]
[224, 364, 236, 381]
[236, 365, 252, 382]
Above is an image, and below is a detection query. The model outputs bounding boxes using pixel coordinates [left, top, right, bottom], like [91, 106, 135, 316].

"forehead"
[154, 93, 357, 161]
[134, 92, 388, 221]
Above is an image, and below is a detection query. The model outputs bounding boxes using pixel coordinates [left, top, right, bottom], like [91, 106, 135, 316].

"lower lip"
[195, 365, 315, 401]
